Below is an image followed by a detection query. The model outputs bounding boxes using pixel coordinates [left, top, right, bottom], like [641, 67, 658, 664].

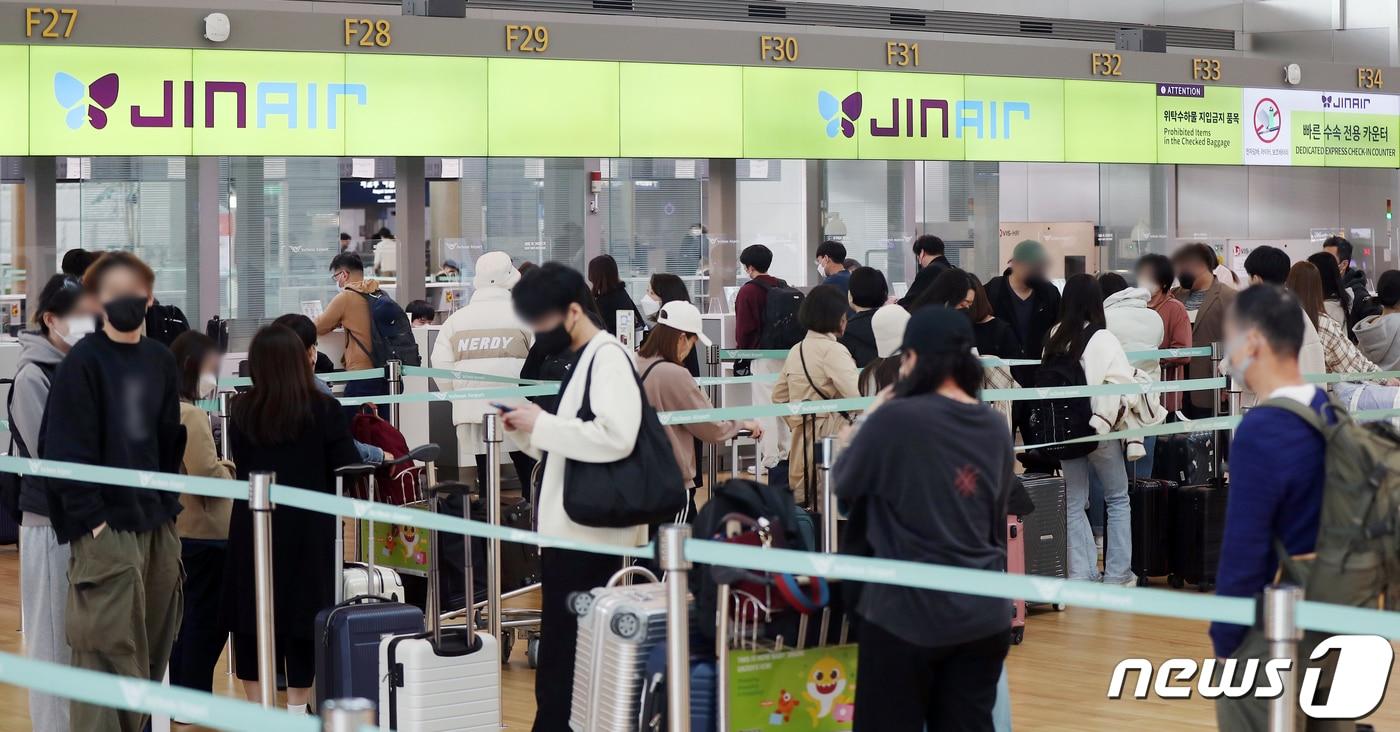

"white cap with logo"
[655, 300, 712, 347]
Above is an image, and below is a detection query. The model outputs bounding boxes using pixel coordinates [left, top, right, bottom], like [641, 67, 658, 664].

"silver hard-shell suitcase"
[568, 567, 669, 732]
[1019, 473, 1068, 610]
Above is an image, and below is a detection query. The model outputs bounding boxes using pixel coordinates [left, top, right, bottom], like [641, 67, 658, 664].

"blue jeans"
[1087, 434, 1157, 535]
[1061, 440, 1132, 584]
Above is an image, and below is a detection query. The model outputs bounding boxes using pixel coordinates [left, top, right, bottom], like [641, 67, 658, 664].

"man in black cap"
[835, 306, 1014, 730]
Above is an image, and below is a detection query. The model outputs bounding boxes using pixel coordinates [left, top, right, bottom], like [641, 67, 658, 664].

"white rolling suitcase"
[568, 567, 669, 732]
[379, 480, 500, 731]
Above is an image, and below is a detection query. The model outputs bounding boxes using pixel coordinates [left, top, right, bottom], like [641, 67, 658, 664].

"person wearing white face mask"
[166, 331, 237, 703]
[11, 274, 99, 732]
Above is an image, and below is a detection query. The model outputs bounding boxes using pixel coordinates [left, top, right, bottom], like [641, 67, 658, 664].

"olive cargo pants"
[66, 523, 184, 732]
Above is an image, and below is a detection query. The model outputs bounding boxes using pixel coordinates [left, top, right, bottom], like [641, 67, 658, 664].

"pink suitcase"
[1007, 515, 1026, 645]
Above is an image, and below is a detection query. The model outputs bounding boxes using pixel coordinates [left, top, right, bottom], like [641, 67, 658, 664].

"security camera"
[1284, 63, 1302, 86]
[203, 13, 231, 43]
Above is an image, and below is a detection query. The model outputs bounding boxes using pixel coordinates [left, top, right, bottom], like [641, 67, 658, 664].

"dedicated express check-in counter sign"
[2, 43, 1400, 167]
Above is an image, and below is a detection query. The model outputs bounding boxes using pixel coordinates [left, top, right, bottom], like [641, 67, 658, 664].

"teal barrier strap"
[979, 357, 1041, 367]
[0, 455, 244, 501]
[402, 365, 553, 386]
[270, 484, 656, 559]
[219, 368, 386, 389]
[718, 349, 789, 361]
[683, 539, 1254, 626]
[1352, 407, 1400, 422]
[1015, 415, 1241, 453]
[983, 377, 1226, 403]
[337, 383, 559, 407]
[0, 419, 8, 431]
[659, 396, 874, 425]
[0, 650, 318, 732]
[1126, 346, 1213, 360]
[695, 373, 780, 387]
[1296, 600, 1400, 638]
[1304, 370, 1400, 385]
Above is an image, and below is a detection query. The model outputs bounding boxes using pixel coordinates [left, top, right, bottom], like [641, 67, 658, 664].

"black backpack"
[145, 300, 190, 347]
[1024, 329, 1099, 461]
[755, 279, 805, 349]
[0, 362, 56, 524]
[349, 290, 422, 367]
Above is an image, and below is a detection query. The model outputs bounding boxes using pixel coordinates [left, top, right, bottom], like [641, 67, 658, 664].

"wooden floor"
[0, 545, 1397, 730]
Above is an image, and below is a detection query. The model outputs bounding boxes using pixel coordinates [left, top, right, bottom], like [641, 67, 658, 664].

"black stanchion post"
[386, 359, 403, 429]
[706, 344, 721, 498]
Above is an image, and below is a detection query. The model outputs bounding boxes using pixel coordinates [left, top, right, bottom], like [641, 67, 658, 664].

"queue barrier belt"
[218, 368, 385, 389]
[718, 346, 1214, 363]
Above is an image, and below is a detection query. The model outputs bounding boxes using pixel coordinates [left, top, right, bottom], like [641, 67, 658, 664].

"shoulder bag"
[563, 343, 687, 528]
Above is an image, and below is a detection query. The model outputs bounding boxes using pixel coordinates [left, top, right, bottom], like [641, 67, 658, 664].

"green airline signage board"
[4, 43, 1400, 167]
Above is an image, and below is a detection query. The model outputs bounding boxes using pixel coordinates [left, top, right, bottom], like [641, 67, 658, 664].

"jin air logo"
[54, 72, 119, 130]
[818, 90, 863, 138]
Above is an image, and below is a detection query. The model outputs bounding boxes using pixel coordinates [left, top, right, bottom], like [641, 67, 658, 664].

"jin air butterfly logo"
[817, 90, 862, 139]
[54, 72, 120, 130]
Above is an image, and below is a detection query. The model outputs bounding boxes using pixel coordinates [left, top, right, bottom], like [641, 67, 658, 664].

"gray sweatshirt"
[1354, 313, 1400, 371]
[12, 332, 65, 519]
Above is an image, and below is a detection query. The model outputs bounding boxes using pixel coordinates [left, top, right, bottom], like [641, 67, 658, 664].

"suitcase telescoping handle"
[332, 463, 376, 605]
[430, 476, 470, 648]
[606, 566, 659, 588]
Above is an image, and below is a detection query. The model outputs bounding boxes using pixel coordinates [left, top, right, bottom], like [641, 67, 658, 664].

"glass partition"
[600, 158, 707, 302]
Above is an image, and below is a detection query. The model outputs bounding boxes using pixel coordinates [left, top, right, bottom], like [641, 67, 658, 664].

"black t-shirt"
[40, 331, 184, 542]
[1009, 290, 1035, 350]
[834, 393, 1014, 648]
[974, 317, 1022, 361]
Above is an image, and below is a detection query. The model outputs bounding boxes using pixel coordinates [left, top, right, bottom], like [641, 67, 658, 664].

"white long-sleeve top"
[506, 331, 647, 548]
[1077, 328, 1141, 434]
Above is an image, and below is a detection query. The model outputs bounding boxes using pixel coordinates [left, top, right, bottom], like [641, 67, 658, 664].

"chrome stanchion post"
[658, 524, 693, 732]
[483, 412, 504, 726]
[249, 471, 277, 709]
[217, 391, 232, 460]
[386, 359, 403, 429]
[1210, 341, 1224, 479]
[321, 698, 375, 731]
[819, 437, 838, 555]
[1264, 584, 1303, 732]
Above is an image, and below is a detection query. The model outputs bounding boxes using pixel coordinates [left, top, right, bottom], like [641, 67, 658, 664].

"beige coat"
[175, 402, 235, 541]
[771, 332, 860, 501]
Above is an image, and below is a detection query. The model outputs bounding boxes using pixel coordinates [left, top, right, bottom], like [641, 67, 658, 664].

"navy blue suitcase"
[638, 643, 717, 732]
[313, 595, 424, 714]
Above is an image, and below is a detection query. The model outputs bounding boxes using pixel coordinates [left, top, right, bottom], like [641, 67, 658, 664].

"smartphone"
[491, 401, 516, 413]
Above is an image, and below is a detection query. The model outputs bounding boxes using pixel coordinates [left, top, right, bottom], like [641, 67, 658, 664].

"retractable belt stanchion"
[819, 437, 838, 555]
[1264, 584, 1304, 732]
[658, 524, 693, 732]
[483, 412, 504, 722]
[217, 391, 232, 461]
[249, 471, 277, 709]
[386, 359, 403, 429]
[706, 345, 721, 499]
[321, 698, 375, 731]
[1211, 342, 1224, 477]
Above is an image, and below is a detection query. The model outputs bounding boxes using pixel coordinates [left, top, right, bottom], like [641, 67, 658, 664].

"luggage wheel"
[611, 611, 644, 641]
[500, 631, 514, 665]
[527, 635, 541, 669]
[1053, 603, 1066, 612]
[1135, 575, 1149, 587]
[1168, 574, 1185, 590]
[1009, 627, 1024, 645]
[1197, 582, 1214, 593]
[567, 591, 594, 617]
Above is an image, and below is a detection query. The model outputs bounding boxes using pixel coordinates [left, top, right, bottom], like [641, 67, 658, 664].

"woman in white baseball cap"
[636, 300, 763, 501]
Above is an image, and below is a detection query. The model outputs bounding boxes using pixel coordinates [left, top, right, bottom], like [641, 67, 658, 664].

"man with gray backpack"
[1210, 284, 1383, 731]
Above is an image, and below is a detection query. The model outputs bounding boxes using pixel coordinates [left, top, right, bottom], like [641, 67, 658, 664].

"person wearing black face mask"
[984, 240, 1061, 387]
[1170, 242, 1233, 417]
[39, 251, 186, 732]
[502, 263, 649, 732]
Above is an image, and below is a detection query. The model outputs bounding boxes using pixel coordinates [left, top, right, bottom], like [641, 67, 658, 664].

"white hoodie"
[1104, 287, 1166, 379]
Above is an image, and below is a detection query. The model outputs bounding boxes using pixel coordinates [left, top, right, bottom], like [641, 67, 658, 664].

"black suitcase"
[1168, 478, 1229, 591]
[1152, 432, 1217, 486]
[1128, 478, 1174, 583]
[1019, 474, 1068, 585]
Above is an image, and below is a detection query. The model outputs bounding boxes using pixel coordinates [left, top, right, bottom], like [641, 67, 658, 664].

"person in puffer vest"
[430, 251, 538, 486]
